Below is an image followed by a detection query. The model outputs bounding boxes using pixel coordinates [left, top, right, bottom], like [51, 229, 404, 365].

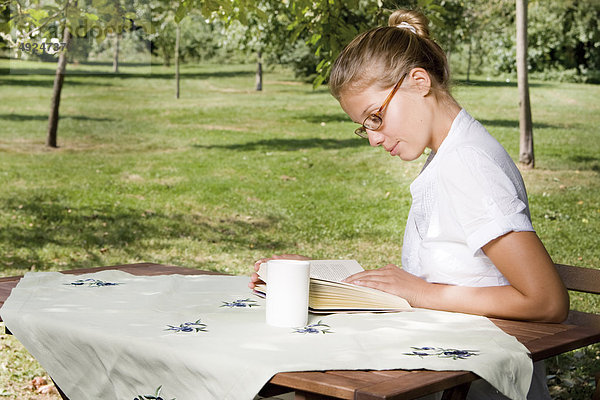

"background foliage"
[2, 0, 599, 83]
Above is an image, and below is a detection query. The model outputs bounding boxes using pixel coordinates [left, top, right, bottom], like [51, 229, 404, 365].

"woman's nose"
[367, 130, 385, 147]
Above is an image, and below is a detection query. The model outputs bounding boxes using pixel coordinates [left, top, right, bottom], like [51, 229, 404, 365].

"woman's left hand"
[342, 264, 428, 306]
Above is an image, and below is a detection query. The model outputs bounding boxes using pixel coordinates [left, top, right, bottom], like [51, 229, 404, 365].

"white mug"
[265, 259, 310, 327]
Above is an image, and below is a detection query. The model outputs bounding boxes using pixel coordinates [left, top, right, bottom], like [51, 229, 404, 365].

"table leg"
[293, 391, 341, 400]
[593, 371, 600, 400]
[440, 382, 471, 400]
[4, 326, 68, 399]
[51, 379, 70, 400]
[257, 384, 295, 399]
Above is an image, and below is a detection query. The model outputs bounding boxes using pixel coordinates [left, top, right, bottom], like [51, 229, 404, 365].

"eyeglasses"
[354, 74, 406, 139]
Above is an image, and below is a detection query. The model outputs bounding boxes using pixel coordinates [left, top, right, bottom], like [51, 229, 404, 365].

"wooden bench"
[554, 264, 600, 400]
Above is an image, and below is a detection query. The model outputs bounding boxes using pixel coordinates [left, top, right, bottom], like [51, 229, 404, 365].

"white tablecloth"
[0, 271, 533, 400]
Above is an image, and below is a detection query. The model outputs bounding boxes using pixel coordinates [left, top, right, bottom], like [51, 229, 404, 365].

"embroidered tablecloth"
[0, 271, 533, 400]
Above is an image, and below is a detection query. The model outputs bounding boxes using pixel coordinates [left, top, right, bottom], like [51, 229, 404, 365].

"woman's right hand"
[248, 254, 312, 289]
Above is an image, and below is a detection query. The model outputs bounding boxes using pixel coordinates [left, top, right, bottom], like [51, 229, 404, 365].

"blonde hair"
[329, 9, 450, 100]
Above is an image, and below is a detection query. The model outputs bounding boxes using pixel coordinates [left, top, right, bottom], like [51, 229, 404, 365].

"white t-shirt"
[402, 109, 534, 287]
[401, 109, 549, 399]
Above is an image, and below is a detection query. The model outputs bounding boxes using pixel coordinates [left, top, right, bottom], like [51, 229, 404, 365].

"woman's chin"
[396, 151, 422, 162]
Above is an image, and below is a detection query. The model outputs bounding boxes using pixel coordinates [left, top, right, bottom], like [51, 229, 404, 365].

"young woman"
[250, 8, 568, 399]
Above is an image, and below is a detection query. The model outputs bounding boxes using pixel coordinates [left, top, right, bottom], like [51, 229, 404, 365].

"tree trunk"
[516, 0, 534, 168]
[112, 33, 120, 73]
[255, 50, 263, 91]
[466, 37, 472, 83]
[446, 33, 452, 65]
[175, 24, 180, 99]
[46, 27, 71, 148]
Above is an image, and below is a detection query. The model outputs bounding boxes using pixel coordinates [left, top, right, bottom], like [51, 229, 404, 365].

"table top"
[1, 263, 599, 400]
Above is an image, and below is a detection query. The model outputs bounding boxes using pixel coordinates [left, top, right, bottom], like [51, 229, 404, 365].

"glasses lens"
[354, 127, 368, 139]
[363, 114, 382, 130]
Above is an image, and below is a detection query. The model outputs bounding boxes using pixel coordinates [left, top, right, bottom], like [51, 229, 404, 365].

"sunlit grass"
[0, 59, 598, 399]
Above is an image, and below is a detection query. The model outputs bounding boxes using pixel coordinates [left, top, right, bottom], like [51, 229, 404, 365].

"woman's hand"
[248, 254, 312, 289]
[342, 264, 429, 306]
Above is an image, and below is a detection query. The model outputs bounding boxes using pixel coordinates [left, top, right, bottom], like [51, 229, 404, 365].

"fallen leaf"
[30, 376, 47, 390]
[37, 384, 58, 395]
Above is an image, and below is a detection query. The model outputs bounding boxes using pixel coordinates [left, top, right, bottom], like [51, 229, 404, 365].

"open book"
[253, 260, 412, 313]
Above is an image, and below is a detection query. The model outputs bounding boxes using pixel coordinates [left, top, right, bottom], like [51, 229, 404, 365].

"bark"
[466, 38, 472, 83]
[112, 33, 120, 73]
[175, 24, 180, 99]
[46, 27, 71, 148]
[446, 33, 452, 64]
[516, 0, 534, 168]
[255, 51, 263, 91]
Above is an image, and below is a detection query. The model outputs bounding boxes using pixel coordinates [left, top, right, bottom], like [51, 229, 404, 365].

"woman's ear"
[408, 68, 432, 96]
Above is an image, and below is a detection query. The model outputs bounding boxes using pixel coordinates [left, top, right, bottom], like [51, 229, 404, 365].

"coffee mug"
[265, 259, 310, 327]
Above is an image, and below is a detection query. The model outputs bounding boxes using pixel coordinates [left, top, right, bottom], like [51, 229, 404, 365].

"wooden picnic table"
[1, 262, 599, 400]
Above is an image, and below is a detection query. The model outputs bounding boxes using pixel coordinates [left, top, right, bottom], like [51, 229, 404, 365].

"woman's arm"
[343, 231, 569, 322]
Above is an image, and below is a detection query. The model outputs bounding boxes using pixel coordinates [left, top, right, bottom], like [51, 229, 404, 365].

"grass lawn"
[0, 58, 598, 399]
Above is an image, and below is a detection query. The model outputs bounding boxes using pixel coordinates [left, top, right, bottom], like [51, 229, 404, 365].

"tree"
[148, 1, 186, 98]
[173, 1, 190, 99]
[4, 0, 141, 147]
[112, 32, 121, 73]
[182, 0, 449, 89]
[47, 26, 71, 148]
[255, 50, 262, 91]
[446, 1, 600, 82]
[150, 0, 261, 97]
[516, 0, 534, 168]
[268, 0, 447, 88]
[3, 0, 249, 145]
[175, 22, 180, 98]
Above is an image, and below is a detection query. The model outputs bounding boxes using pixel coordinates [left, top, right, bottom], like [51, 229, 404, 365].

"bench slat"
[555, 263, 600, 294]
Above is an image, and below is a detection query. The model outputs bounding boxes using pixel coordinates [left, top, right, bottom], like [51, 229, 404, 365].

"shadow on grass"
[1, 196, 288, 274]
[194, 137, 363, 152]
[568, 155, 600, 172]
[298, 114, 561, 128]
[79, 61, 163, 68]
[4, 66, 254, 81]
[0, 114, 114, 122]
[275, 87, 332, 95]
[455, 79, 550, 88]
[479, 119, 557, 129]
[0, 78, 115, 88]
[294, 113, 351, 124]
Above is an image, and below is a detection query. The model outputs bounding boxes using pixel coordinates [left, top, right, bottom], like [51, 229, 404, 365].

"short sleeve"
[438, 147, 534, 255]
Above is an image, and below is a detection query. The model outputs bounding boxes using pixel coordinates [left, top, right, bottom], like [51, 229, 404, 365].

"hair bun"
[388, 9, 430, 38]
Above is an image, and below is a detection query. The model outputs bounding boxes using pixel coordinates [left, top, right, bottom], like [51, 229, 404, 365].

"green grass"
[0, 59, 599, 399]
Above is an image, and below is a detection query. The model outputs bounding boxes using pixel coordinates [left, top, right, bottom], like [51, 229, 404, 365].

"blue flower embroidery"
[134, 385, 175, 400]
[293, 320, 333, 334]
[165, 319, 207, 333]
[65, 278, 120, 287]
[404, 347, 479, 360]
[221, 298, 259, 308]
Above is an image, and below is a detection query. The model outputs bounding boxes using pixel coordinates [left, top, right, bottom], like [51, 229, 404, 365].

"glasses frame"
[354, 74, 407, 139]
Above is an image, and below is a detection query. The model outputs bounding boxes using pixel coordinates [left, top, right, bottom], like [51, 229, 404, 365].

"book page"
[308, 260, 363, 282]
[257, 260, 363, 283]
[308, 279, 412, 312]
